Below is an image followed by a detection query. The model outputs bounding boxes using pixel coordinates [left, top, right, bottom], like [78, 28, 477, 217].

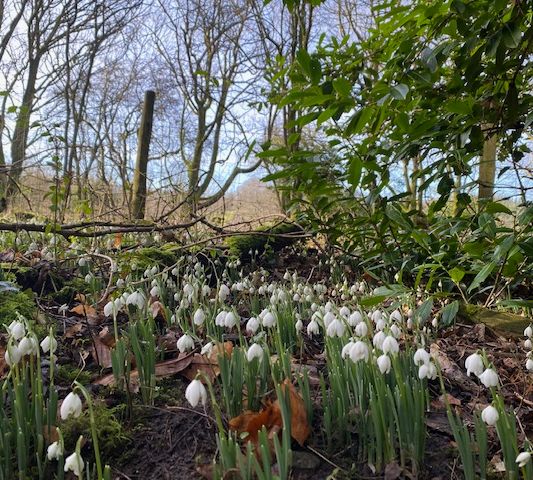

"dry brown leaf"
[0, 345, 8, 380]
[113, 233, 123, 249]
[384, 461, 402, 480]
[43, 425, 59, 444]
[150, 300, 167, 322]
[90, 328, 115, 369]
[70, 296, 100, 325]
[275, 379, 311, 446]
[181, 341, 233, 382]
[64, 322, 84, 338]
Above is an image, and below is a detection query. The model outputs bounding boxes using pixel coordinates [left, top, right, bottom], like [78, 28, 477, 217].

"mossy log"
[459, 303, 530, 335]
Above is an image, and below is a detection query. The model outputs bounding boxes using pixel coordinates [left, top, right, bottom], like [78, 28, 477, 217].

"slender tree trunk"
[478, 129, 497, 201]
[131, 90, 155, 220]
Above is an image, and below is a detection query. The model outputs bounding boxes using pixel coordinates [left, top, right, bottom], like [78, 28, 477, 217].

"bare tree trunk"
[131, 90, 155, 220]
[478, 129, 497, 201]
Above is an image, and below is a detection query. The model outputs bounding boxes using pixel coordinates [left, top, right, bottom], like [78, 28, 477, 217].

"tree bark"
[131, 90, 156, 220]
[478, 129, 497, 201]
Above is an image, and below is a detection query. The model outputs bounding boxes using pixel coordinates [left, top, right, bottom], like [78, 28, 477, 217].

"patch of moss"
[226, 222, 304, 260]
[120, 243, 182, 272]
[47, 277, 89, 304]
[0, 289, 36, 326]
[62, 402, 130, 458]
[55, 364, 92, 385]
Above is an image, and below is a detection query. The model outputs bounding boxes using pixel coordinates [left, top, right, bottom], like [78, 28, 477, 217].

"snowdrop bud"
[7, 320, 25, 340]
[465, 353, 484, 377]
[516, 452, 531, 468]
[348, 311, 363, 326]
[64, 451, 84, 477]
[341, 340, 355, 359]
[377, 354, 391, 374]
[382, 336, 399, 355]
[373, 331, 386, 350]
[375, 318, 387, 331]
[5, 344, 22, 366]
[524, 326, 532, 338]
[246, 316, 260, 334]
[224, 311, 238, 329]
[526, 358, 533, 371]
[40, 335, 58, 354]
[18, 337, 35, 356]
[390, 310, 402, 322]
[201, 342, 213, 356]
[307, 319, 320, 336]
[390, 324, 401, 338]
[481, 405, 499, 426]
[185, 379, 207, 407]
[413, 348, 430, 366]
[283, 271, 290, 280]
[326, 318, 345, 338]
[47, 441, 63, 461]
[479, 368, 499, 388]
[193, 308, 206, 326]
[295, 319, 303, 332]
[349, 341, 370, 362]
[218, 284, 230, 302]
[60, 392, 83, 420]
[247, 343, 263, 362]
[262, 312, 276, 328]
[176, 334, 195, 353]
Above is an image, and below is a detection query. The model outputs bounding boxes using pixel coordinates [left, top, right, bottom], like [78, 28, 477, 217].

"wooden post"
[131, 90, 155, 220]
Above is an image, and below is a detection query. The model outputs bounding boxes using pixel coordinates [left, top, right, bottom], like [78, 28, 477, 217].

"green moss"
[55, 364, 92, 385]
[0, 289, 36, 325]
[225, 222, 303, 260]
[459, 303, 529, 335]
[120, 243, 182, 271]
[61, 402, 130, 458]
[47, 277, 89, 304]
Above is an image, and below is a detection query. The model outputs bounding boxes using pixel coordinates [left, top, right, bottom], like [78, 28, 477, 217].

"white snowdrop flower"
[331, 289, 337, 297]
[64, 451, 84, 477]
[103, 301, 114, 317]
[375, 318, 387, 331]
[247, 343, 263, 362]
[407, 308, 413, 319]
[18, 337, 35, 356]
[481, 405, 499, 426]
[40, 335, 58, 354]
[390, 309, 402, 322]
[150, 286, 159, 298]
[5, 344, 22, 366]
[355, 322, 368, 337]
[307, 319, 320, 336]
[524, 325, 533, 338]
[406, 318, 413, 330]
[218, 284, 230, 302]
[258, 286, 266, 295]
[372, 331, 386, 350]
[323, 311, 336, 327]
[151, 279, 158, 288]
[390, 324, 401, 338]
[224, 311, 238, 329]
[418, 364, 430, 380]
[431, 317, 438, 329]
[262, 311, 276, 328]
[525, 339, 532, 350]
[465, 353, 484, 377]
[377, 354, 391, 374]
[277, 290, 287, 302]
[339, 306, 350, 319]
[382, 336, 399, 355]
[126, 291, 145, 309]
[185, 379, 207, 408]
[516, 452, 532, 468]
[171, 267, 179, 276]
[176, 334, 195, 353]
[342, 340, 355, 359]
[479, 368, 499, 388]
[201, 285, 211, 297]
[201, 342, 213, 356]
[295, 319, 303, 332]
[183, 283, 194, 298]
[326, 318, 345, 338]
[246, 317, 260, 334]
[193, 308, 206, 326]
[47, 441, 63, 461]
[60, 392, 83, 420]
[325, 301, 334, 313]
[215, 311, 227, 327]
[7, 320, 25, 340]
[526, 358, 533, 371]
[371, 310, 382, 323]
[293, 293, 301, 302]
[349, 341, 370, 362]
[413, 348, 430, 366]
[311, 303, 318, 312]
[149, 266, 158, 276]
[84, 273, 93, 284]
[283, 271, 290, 280]
[78, 257, 87, 267]
[348, 311, 363, 326]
